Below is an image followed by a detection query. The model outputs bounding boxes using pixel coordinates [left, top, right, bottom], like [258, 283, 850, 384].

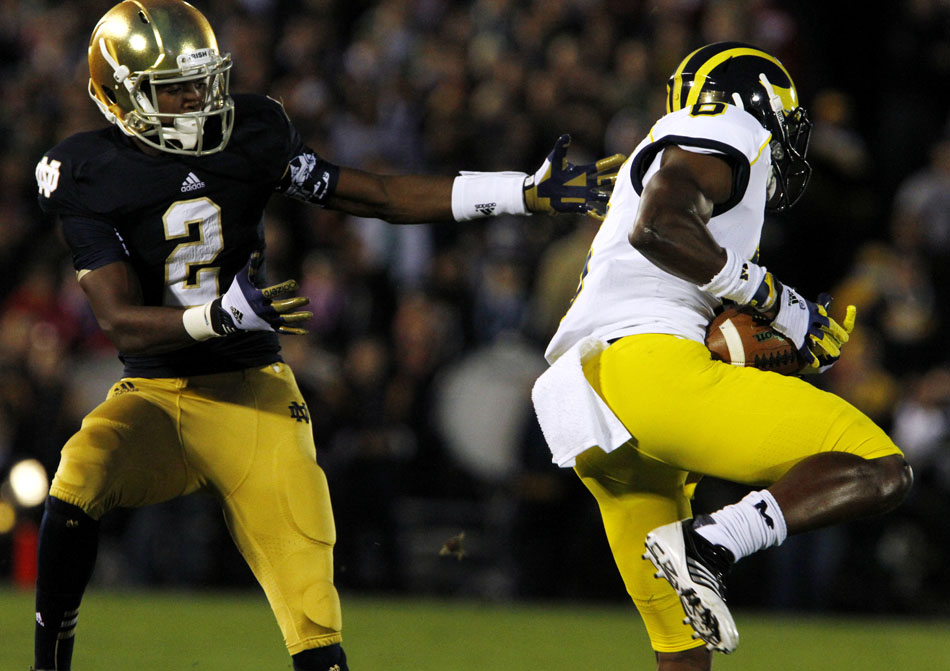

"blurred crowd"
[1, 0, 950, 615]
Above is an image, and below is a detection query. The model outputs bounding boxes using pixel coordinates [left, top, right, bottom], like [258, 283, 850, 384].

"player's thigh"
[51, 379, 193, 519]
[591, 334, 902, 486]
[185, 363, 341, 654]
[575, 443, 702, 652]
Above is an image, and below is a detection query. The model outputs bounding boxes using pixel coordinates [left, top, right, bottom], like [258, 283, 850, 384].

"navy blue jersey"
[36, 94, 339, 377]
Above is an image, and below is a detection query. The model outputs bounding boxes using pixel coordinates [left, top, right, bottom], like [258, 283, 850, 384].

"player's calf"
[292, 642, 348, 671]
[34, 497, 100, 671]
[656, 646, 712, 671]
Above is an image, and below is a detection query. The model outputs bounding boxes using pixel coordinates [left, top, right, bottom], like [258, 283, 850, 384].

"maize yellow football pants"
[574, 334, 902, 652]
[50, 362, 341, 655]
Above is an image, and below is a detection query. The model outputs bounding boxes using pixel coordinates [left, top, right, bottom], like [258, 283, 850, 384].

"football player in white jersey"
[532, 42, 913, 670]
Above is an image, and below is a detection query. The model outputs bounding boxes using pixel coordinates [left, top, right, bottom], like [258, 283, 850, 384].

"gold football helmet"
[88, 0, 234, 155]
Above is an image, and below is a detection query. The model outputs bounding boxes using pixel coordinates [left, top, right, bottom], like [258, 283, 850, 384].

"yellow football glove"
[523, 134, 626, 220]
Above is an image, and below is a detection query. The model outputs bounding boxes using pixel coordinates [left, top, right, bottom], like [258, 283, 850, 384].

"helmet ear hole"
[138, 10, 149, 24]
[102, 87, 117, 104]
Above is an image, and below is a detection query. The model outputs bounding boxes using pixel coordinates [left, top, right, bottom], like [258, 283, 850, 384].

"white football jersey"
[544, 103, 773, 363]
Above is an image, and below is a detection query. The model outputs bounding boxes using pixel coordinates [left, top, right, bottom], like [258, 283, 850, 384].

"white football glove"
[183, 251, 312, 340]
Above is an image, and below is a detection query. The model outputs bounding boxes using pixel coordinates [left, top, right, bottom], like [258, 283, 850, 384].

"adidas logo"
[181, 171, 206, 192]
[475, 201, 497, 216]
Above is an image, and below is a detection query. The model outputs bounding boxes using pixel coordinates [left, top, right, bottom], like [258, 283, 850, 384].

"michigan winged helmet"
[87, 0, 234, 155]
[667, 42, 812, 211]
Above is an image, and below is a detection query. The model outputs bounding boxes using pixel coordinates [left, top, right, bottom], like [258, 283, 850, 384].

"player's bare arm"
[629, 146, 732, 284]
[326, 169, 456, 223]
[79, 254, 311, 355]
[78, 261, 197, 355]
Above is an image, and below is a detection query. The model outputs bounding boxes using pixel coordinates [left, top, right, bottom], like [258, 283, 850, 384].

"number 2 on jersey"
[162, 198, 223, 307]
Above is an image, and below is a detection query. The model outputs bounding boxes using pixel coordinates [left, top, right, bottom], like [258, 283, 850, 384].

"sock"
[292, 643, 348, 671]
[34, 497, 100, 671]
[693, 489, 787, 562]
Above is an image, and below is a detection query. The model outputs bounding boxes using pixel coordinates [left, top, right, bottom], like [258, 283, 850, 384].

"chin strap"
[162, 117, 201, 150]
[758, 71, 790, 149]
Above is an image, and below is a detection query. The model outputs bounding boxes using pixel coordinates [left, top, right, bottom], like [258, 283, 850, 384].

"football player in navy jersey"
[30, 1, 624, 670]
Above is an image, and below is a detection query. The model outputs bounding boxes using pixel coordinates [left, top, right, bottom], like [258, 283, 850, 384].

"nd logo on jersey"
[36, 156, 61, 197]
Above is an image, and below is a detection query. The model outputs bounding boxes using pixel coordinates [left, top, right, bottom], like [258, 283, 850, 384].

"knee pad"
[51, 418, 127, 519]
[302, 578, 343, 634]
[283, 463, 336, 546]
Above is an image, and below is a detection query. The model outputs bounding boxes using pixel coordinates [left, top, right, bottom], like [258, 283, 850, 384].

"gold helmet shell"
[88, 0, 234, 155]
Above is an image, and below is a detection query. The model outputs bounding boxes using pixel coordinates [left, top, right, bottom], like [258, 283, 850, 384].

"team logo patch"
[285, 152, 331, 202]
[288, 401, 310, 423]
[36, 156, 62, 197]
[181, 171, 206, 192]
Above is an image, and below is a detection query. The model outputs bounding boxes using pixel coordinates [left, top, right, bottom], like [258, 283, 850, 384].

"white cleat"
[643, 519, 739, 654]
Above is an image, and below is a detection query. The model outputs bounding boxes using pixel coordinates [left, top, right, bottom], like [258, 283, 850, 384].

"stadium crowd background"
[1, 0, 949, 616]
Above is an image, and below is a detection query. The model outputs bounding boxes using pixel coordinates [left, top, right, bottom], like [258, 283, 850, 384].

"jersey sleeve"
[36, 151, 87, 219]
[60, 215, 129, 273]
[233, 94, 341, 205]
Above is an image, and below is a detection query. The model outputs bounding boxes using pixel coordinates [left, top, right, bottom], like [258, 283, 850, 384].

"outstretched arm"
[325, 170, 456, 224]
[320, 135, 625, 224]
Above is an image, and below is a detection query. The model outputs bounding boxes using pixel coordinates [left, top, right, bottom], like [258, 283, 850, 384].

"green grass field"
[2, 588, 948, 669]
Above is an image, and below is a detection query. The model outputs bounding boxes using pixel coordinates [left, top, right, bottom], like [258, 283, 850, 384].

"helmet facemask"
[755, 73, 812, 211]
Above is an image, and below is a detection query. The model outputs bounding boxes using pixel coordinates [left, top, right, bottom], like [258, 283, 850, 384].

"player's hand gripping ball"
[705, 306, 804, 375]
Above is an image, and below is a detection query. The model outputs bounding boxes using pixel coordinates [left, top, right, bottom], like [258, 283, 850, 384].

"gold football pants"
[50, 362, 341, 655]
[574, 334, 902, 652]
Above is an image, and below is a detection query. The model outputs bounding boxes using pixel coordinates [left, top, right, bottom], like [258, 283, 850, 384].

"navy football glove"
[523, 134, 626, 219]
[210, 251, 312, 336]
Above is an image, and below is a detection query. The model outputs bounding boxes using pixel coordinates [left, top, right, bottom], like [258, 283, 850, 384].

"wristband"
[699, 247, 768, 306]
[451, 171, 529, 221]
[182, 302, 220, 341]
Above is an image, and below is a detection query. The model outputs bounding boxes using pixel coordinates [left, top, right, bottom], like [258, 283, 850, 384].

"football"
[705, 306, 804, 375]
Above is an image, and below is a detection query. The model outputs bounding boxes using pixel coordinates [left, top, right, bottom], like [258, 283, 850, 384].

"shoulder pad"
[650, 105, 770, 162]
[36, 128, 128, 219]
[630, 106, 771, 216]
[214, 94, 298, 184]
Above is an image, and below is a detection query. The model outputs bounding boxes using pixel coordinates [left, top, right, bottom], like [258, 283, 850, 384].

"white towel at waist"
[531, 336, 632, 468]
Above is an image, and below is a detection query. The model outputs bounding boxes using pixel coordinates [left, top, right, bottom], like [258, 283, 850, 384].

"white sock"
[693, 489, 787, 562]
